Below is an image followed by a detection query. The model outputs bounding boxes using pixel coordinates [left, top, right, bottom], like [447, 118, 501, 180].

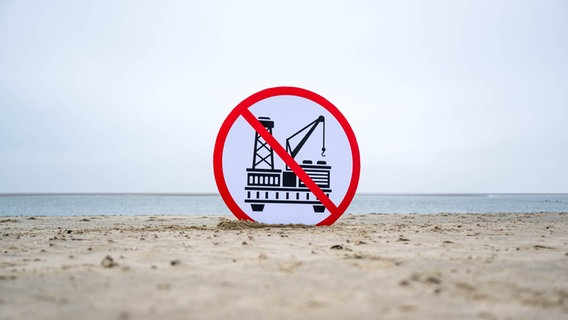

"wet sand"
[1, 213, 567, 319]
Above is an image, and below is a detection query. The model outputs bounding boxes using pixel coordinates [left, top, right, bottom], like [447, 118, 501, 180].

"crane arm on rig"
[285, 115, 326, 159]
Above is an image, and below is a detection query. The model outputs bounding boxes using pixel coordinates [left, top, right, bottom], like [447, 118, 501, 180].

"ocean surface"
[1, 194, 568, 216]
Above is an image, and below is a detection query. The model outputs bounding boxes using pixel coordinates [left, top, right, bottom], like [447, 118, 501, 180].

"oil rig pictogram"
[244, 116, 332, 213]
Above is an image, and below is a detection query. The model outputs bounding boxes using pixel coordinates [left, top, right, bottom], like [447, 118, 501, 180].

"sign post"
[214, 87, 360, 226]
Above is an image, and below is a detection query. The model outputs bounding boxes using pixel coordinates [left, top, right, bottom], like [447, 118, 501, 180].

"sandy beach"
[1, 212, 567, 319]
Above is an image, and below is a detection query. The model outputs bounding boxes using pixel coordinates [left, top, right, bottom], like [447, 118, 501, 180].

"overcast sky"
[1, 0, 567, 193]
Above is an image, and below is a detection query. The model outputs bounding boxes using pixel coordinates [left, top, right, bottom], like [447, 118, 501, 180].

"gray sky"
[1, 0, 567, 193]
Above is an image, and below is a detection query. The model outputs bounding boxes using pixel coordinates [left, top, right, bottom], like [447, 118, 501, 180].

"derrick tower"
[252, 117, 275, 170]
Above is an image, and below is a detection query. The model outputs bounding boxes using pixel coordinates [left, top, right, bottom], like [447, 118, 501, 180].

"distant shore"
[1, 213, 567, 319]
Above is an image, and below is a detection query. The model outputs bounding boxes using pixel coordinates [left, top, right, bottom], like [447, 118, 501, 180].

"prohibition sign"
[213, 86, 360, 226]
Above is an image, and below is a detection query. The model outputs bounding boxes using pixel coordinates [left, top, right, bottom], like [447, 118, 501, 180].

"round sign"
[214, 87, 360, 226]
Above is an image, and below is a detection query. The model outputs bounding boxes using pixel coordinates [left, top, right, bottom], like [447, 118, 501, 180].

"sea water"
[1, 194, 567, 216]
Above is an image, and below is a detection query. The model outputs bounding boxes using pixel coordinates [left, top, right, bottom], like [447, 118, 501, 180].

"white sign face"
[214, 87, 360, 226]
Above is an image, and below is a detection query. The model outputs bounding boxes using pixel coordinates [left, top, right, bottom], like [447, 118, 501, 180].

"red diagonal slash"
[241, 109, 339, 215]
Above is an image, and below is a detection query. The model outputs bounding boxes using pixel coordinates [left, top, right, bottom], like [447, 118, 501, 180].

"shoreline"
[1, 212, 567, 319]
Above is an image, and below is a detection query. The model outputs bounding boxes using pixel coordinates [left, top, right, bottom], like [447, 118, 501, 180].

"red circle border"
[213, 86, 360, 226]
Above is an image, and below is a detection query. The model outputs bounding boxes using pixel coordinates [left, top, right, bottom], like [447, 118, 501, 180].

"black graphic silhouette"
[245, 116, 332, 213]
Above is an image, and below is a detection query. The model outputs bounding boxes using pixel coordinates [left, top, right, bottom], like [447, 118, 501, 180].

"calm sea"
[1, 194, 567, 216]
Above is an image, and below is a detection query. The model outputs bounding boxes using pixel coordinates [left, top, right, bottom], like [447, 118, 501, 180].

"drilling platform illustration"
[244, 116, 332, 213]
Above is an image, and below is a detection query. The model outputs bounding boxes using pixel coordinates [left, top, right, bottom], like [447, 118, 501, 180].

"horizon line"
[1, 192, 567, 197]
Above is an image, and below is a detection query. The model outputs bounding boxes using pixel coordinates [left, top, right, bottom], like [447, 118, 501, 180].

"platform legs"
[251, 204, 265, 212]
